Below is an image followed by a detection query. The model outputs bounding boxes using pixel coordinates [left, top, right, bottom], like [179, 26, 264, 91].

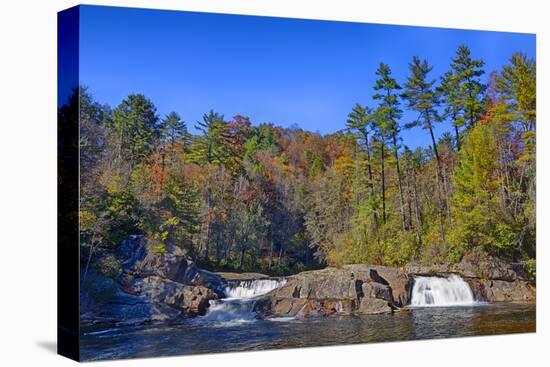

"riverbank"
[80, 236, 535, 327]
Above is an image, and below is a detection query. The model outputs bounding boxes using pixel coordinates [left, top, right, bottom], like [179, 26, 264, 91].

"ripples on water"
[80, 303, 535, 361]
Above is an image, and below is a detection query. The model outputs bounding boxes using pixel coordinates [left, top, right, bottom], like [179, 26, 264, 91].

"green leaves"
[161, 111, 189, 147]
[75, 46, 535, 278]
[496, 52, 536, 132]
[448, 45, 486, 129]
[111, 94, 160, 164]
[402, 56, 440, 130]
[373, 63, 402, 135]
[192, 110, 233, 166]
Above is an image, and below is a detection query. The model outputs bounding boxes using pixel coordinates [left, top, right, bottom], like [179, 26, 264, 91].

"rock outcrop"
[81, 236, 222, 326]
[119, 235, 224, 289]
[124, 276, 218, 316]
[82, 237, 535, 326]
[406, 251, 535, 303]
[254, 265, 412, 317]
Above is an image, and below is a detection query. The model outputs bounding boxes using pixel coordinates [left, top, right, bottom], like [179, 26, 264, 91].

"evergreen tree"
[161, 112, 189, 148]
[450, 45, 486, 129]
[346, 103, 378, 226]
[193, 110, 231, 165]
[438, 71, 464, 150]
[373, 64, 407, 230]
[495, 52, 536, 133]
[402, 56, 447, 242]
[449, 121, 514, 261]
[111, 94, 160, 165]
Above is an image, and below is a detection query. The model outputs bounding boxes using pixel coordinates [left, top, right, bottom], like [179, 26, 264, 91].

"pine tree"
[346, 103, 378, 226]
[402, 56, 447, 242]
[162, 112, 189, 148]
[496, 52, 536, 133]
[193, 110, 231, 165]
[111, 94, 160, 166]
[373, 63, 407, 231]
[438, 71, 464, 150]
[450, 45, 486, 129]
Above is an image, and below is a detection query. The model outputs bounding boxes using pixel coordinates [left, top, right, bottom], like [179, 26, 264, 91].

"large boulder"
[254, 265, 408, 317]
[454, 251, 518, 282]
[407, 251, 521, 282]
[348, 265, 413, 307]
[81, 272, 220, 327]
[125, 276, 218, 316]
[80, 273, 183, 326]
[82, 236, 226, 327]
[119, 235, 223, 290]
[465, 278, 535, 303]
[358, 297, 394, 314]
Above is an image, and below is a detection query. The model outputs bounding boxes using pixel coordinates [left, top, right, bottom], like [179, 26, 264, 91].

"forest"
[67, 45, 536, 278]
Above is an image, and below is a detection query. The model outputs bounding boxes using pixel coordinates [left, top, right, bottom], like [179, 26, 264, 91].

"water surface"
[80, 303, 535, 361]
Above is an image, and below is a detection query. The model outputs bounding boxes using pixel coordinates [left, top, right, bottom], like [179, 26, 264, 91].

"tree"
[161, 173, 201, 251]
[193, 110, 232, 166]
[402, 146, 424, 244]
[449, 45, 486, 129]
[161, 112, 189, 150]
[449, 121, 514, 261]
[373, 63, 406, 230]
[495, 52, 536, 133]
[111, 94, 160, 166]
[346, 103, 378, 226]
[402, 56, 447, 242]
[79, 87, 110, 190]
[438, 71, 464, 150]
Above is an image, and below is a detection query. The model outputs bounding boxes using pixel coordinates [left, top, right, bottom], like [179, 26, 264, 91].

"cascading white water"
[200, 278, 286, 326]
[411, 274, 476, 307]
[223, 279, 287, 299]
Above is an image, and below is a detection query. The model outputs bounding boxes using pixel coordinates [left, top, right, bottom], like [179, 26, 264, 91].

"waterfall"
[411, 274, 476, 307]
[199, 278, 286, 326]
[223, 279, 287, 299]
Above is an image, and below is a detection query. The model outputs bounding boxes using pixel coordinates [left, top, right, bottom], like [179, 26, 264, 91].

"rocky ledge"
[81, 236, 223, 326]
[253, 252, 535, 318]
[254, 265, 411, 317]
[406, 251, 536, 303]
[81, 236, 535, 325]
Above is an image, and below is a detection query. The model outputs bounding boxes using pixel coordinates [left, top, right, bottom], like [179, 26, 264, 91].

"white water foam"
[223, 279, 286, 299]
[200, 278, 287, 326]
[411, 274, 476, 307]
[267, 317, 297, 322]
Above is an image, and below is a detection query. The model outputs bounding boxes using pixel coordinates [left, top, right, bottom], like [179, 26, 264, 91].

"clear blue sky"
[78, 5, 535, 149]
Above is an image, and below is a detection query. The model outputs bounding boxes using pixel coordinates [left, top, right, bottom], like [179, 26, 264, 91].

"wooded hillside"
[66, 46, 535, 277]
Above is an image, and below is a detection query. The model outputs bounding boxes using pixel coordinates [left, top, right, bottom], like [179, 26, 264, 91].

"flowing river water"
[80, 276, 535, 361]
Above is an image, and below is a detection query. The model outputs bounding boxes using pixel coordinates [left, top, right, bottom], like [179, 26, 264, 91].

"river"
[80, 277, 535, 361]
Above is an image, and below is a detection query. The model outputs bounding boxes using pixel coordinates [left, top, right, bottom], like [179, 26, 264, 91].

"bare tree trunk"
[392, 132, 407, 231]
[427, 119, 446, 243]
[268, 238, 274, 270]
[411, 170, 423, 245]
[363, 132, 379, 228]
[380, 141, 386, 224]
[454, 123, 461, 151]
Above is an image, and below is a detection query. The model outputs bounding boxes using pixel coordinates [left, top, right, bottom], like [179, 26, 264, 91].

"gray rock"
[465, 278, 535, 303]
[254, 265, 408, 317]
[407, 251, 535, 304]
[127, 276, 218, 315]
[455, 251, 518, 282]
[361, 281, 393, 303]
[119, 235, 224, 290]
[358, 297, 393, 314]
